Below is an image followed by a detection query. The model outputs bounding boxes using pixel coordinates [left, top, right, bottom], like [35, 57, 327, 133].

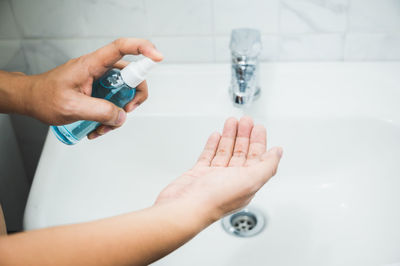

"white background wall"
[0, 0, 400, 229]
[1, 0, 400, 75]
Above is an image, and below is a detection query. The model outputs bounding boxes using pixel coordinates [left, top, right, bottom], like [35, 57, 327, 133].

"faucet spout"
[229, 28, 262, 107]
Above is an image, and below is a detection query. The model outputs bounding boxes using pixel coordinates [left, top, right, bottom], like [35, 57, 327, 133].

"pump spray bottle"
[51, 57, 156, 145]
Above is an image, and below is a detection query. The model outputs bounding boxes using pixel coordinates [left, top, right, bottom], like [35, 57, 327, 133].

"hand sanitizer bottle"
[51, 57, 156, 145]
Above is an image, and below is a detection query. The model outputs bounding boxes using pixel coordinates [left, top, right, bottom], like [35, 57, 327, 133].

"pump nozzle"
[120, 57, 157, 88]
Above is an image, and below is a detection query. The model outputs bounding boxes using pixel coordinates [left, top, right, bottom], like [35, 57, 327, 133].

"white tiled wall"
[1, 0, 400, 181]
[349, 0, 400, 32]
[147, 0, 213, 36]
[1, 0, 400, 73]
[280, 34, 344, 61]
[280, 0, 349, 34]
[214, 0, 280, 34]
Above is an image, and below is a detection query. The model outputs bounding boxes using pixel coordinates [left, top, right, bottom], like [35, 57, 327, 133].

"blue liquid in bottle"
[51, 69, 136, 145]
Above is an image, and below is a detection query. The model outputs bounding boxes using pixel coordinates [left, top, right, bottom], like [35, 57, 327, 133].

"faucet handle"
[230, 28, 262, 61]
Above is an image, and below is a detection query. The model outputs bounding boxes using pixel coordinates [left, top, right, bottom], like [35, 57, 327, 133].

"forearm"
[0, 70, 33, 115]
[0, 200, 214, 266]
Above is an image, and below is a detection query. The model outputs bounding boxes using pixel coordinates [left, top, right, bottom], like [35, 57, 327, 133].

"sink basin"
[24, 63, 400, 265]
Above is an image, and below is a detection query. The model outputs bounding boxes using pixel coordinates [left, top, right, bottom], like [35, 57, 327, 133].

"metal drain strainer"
[221, 207, 266, 237]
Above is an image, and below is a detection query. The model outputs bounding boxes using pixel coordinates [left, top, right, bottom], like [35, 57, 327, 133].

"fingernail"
[152, 49, 164, 60]
[99, 126, 112, 135]
[88, 132, 100, 140]
[131, 103, 139, 111]
[116, 110, 126, 126]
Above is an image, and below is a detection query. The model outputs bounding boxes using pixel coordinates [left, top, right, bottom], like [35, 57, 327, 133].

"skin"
[0, 38, 283, 265]
[0, 37, 163, 139]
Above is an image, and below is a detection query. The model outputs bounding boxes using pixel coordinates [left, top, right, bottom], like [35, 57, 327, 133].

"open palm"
[155, 117, 283, 219]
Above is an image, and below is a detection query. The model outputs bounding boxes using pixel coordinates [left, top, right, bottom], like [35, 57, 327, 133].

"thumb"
[73, 94, 127, 126]
[250, 147, 283, 185]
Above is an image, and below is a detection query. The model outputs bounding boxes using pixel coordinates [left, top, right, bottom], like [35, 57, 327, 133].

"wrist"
[14, 74, 37, 116]
[186, 199, 221, 229]
[0, 71, 36, 115]
[153, 198, 218, 234]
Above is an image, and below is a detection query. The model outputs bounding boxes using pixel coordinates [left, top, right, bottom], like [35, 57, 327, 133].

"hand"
[0, 116, 282, 265]
[155, 116, 283, 222]
[20, 38, 163, 139]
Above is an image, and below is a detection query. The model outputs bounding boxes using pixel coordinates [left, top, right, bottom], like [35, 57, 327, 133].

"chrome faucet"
[229, 28, 262, 106]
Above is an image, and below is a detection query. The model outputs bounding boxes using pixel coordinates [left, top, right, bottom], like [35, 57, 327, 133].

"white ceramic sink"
[24, 63, 400, 265]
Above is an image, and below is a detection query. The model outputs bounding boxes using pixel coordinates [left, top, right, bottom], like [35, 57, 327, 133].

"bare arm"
[0, 117, 282, 266]
[0, 201, 211, 266]
[0, 70, 32, 115]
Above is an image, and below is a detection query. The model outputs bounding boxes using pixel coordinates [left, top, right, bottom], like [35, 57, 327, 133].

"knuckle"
[75, 55, 87, 66]
[247, 152, 259, 159]
[112, 38, 126, 57]
[72, 56, 83, 63]
[66, 56, 82, 67]
[12, 71, 26, 76]
[138, 39, 154, 53]
[216, 148, 227, 156]
[141, 39, 152, 46]
[102, 104, 115, 122]
[113, 37, 125, 47]
[233, 150, 246, 157]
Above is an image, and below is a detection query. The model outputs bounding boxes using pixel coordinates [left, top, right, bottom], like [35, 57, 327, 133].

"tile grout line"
[277, 0, 283, 61]
[210, 0, 216, 62]
[343, 0, 352, 61]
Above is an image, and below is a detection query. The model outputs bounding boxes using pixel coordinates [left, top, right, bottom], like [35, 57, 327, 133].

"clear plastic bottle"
[51, 57, 156, 145]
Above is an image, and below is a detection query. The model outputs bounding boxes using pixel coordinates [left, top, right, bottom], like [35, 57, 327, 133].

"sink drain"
[221, 207, 266, 237]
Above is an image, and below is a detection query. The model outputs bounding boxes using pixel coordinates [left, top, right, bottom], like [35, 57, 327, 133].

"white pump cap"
[120, 57, 157, 88]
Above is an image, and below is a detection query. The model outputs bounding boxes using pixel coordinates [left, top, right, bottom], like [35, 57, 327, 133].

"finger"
[113, 60, 130, 69]
[194, 132, 221, 168]
[245, 125, 267, 166]
[71, 93, 127, 127]
[211, 117, 238, 167]
[228, 116, 254, 167]
[11, 71, 26, 76]
[85, 38, 163, 77]
[249, 147, 283, 187]
[87, 125, 116, 140]
[87, 131, 100, 140]
[124, 80, 148, 113]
